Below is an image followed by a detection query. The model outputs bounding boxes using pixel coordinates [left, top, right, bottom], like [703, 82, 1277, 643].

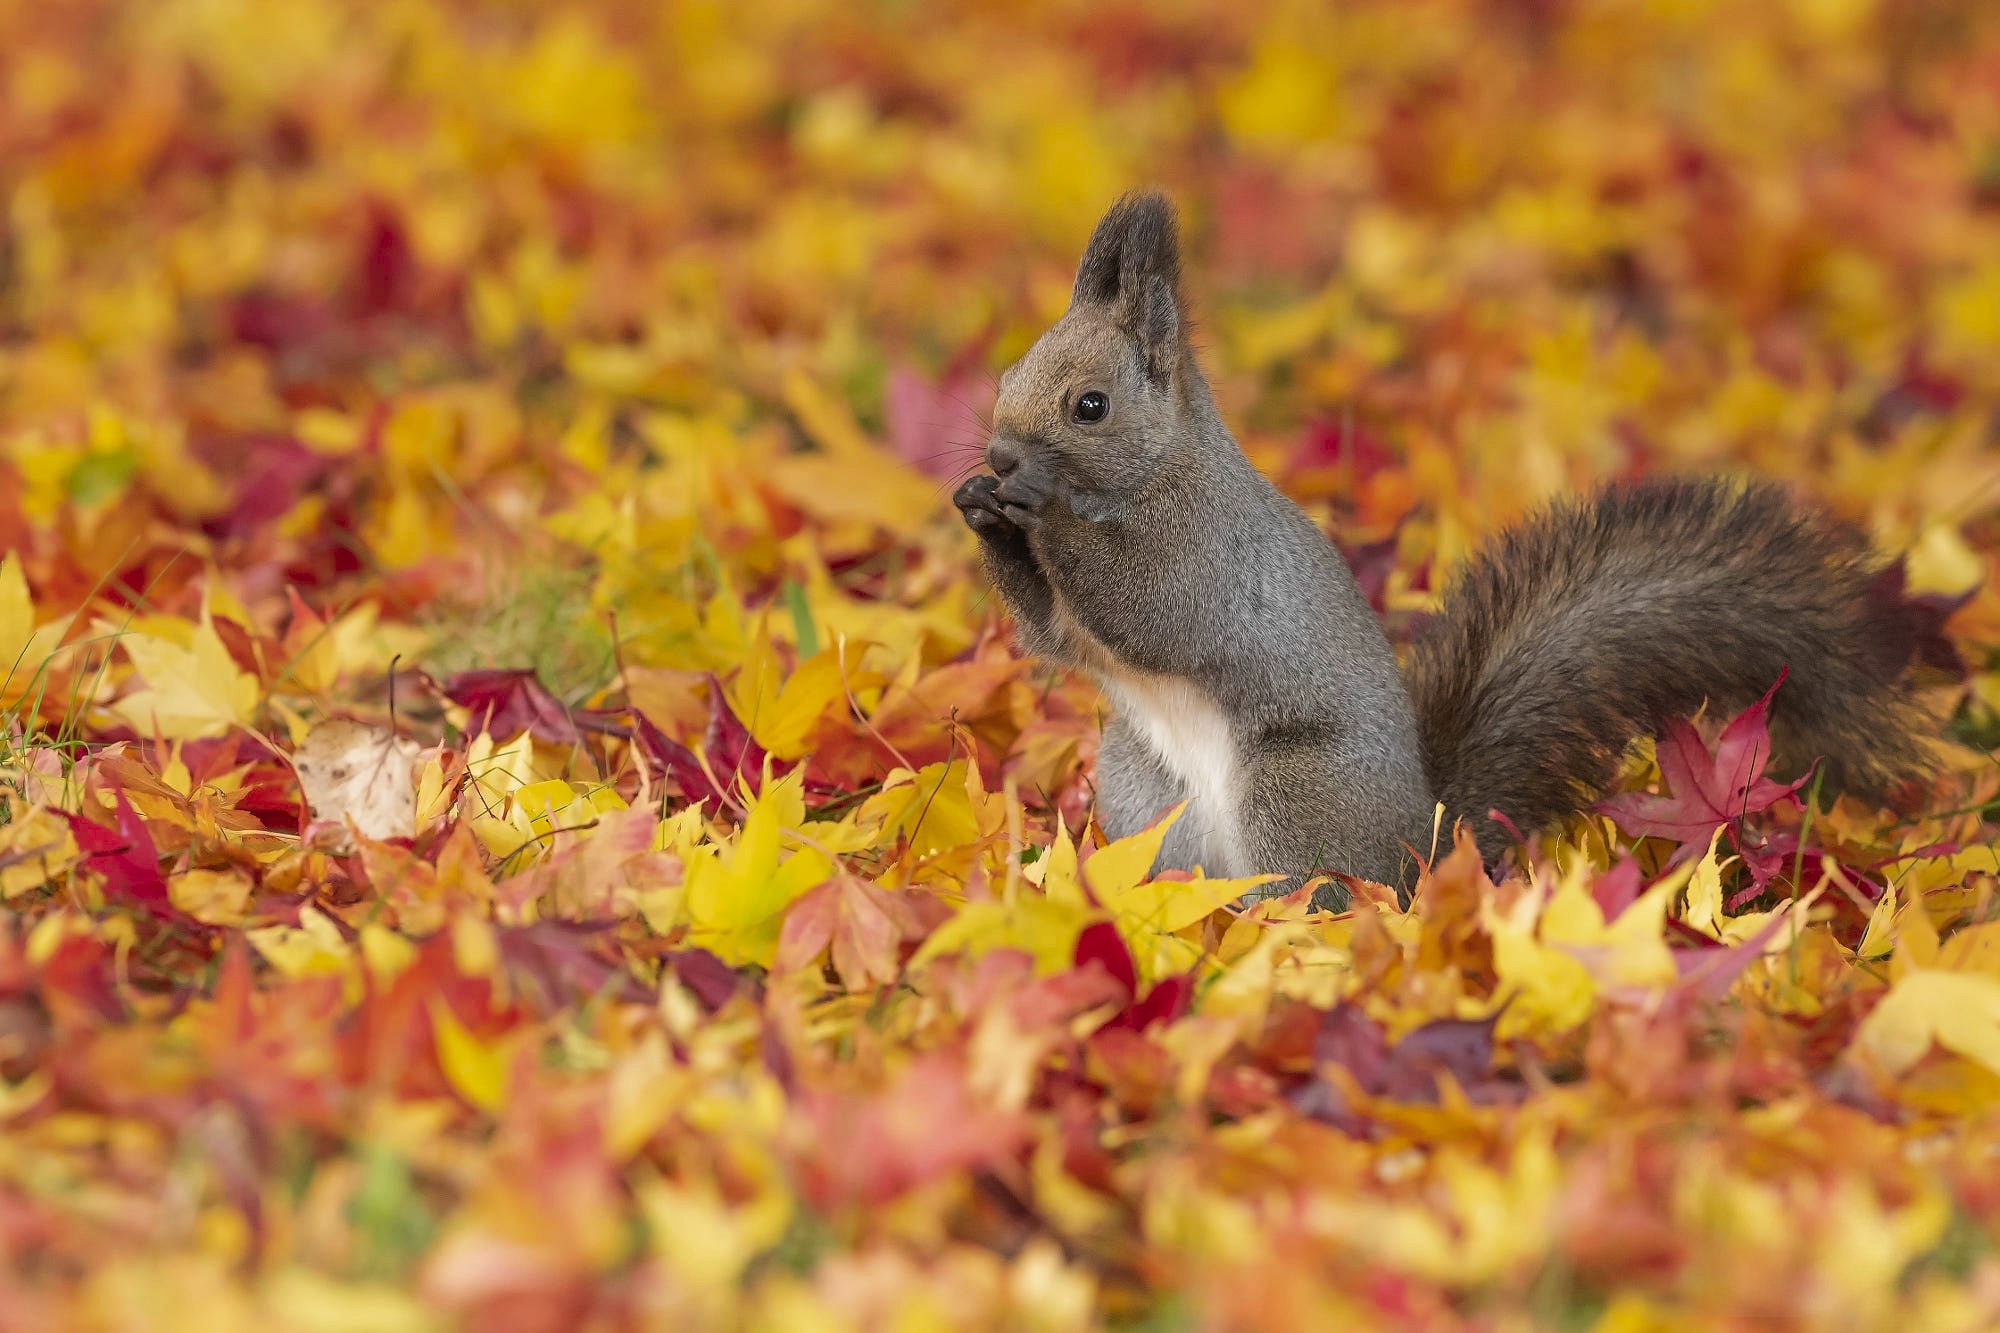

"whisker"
[929, 459, 988, 502]
[911, 445, 989, 464]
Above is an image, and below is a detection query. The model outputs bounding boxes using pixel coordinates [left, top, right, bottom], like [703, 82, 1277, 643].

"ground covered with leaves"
[4, 1, 2000, 1328]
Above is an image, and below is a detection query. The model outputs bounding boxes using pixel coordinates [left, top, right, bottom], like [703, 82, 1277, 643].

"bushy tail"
[1405, 476, 1943, 861]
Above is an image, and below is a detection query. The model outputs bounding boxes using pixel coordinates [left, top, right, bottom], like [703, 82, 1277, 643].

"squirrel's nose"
[987, 436, 1024, 477]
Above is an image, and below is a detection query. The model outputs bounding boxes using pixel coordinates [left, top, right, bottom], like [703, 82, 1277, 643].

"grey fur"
[952, 191, 1934, 905]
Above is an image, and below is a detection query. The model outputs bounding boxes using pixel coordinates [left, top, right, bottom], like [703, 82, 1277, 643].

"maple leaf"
[106, 611, 262, 740]
[293, 718, 423, 843]
[0, 552, 70, 709]
[1599, 671, 1810, 860]
[682, 766, 832, 968]
[774, 874, 922, 991]
[68, 791, 173, 919]
[1295, 1005, 1511, 1128]
[1071, 921, 1193, 1032]
[446, 668, 590, 745]
[633, 678, 788, 812]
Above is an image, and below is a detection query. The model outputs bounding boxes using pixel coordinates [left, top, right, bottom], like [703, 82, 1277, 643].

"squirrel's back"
[1406, 476, 1939, 860]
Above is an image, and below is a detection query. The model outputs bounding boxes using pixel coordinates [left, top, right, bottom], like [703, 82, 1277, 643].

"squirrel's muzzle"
[986, 435, 1026, 478]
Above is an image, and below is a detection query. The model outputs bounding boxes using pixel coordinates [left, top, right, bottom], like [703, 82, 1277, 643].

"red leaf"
[1295, 417, 1398, 486]
[68, 792, 173, 918]
[497, 922, 647, 1013]
[1072, 921, 1137, 1000]
[1379, 1015, 1506, 1102]
[663, 948, 751, 1012]
[1117, 972, 1191, 1031]
[351, 199, 419, 317]
[446, 669, 584, 746]
[1296, 1005, 1513, 1124]
[632, 678, 780, 811]
[1599, 671, 1808, 850]
[1672, 908, 1795, 1002]
[775, 882, 838, 974]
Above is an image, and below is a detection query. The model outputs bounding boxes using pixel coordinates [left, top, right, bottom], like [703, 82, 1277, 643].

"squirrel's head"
[987, 191, 1202, 508]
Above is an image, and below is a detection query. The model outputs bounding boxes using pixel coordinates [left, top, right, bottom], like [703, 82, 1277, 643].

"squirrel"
[953, 191, 1938, 900]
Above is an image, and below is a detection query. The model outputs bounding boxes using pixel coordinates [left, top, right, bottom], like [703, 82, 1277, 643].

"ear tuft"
[1070, 191, 1186, 382]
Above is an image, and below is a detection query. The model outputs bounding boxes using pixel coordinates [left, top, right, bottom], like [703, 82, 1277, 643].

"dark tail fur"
[1405, 476, 1939, 861]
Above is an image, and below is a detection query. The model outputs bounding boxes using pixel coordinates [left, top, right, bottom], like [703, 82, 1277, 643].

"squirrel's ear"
[1072, 191, 1184, 385]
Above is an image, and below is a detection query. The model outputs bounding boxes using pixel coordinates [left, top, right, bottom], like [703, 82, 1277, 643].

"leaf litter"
[0, 2, 1999, 1330]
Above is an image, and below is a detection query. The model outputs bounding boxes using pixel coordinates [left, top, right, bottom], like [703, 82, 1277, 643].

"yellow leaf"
[0, 553, 68, 708]
[640, 1170, 793, 1293]
[246, 906, 351, 980]
[168, 867, 253, 926]
[515, 778, 587, 833]
[1102, 870, 1276, 985]
[256, 1268, 442, 1333]
[452, 914, 499, 978]
[110, 612, 260, 739]
[606, 1032, 686, 1161]
[0, 807, 78, 898]
[1218, 35, 1345, 152]
[743, 640, 865, 759]
[1023, 817, 1082, 900]
[1479, 862, 1683, 1042]
[1544, 861, 1682, 989]
[464, 730, 538, 800]
[684, 767, 831, 967]
[1082, 803, 1184, 899]
[774, 371, 939, 528]
[1890, 899, 1942, 983]
[1198, 925, 1309, 1034]
[910, 895, 1096, 976]
[1937, 920, 2000, 977]
[1855, 881, 1898, 960]
[1678, 828, 1732, 940]
[865, 759, 991, 860]
[1105, 872, 1273, 938]
[1855, 969, 2000, 1077]
[359, 924, 417, 984]
[1905, 522, 1985, 597]
[429, 999, 509, 1114]
[1488, 913, 1597, 1041]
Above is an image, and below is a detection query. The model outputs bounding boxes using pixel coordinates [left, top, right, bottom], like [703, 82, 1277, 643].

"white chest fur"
[1094, 665, 1248, 877]
[1047, 600, 1248, 875]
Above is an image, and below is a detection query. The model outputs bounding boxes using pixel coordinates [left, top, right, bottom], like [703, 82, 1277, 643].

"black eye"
[1072, 391, 1108, 423]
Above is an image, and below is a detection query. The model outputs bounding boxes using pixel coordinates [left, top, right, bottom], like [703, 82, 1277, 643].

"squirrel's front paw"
[953, 474, 1016, 539]
[991, 471, 1052, 529]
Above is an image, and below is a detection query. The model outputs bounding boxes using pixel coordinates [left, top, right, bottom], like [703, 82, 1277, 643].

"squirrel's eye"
[1072, 390, 1109, 424]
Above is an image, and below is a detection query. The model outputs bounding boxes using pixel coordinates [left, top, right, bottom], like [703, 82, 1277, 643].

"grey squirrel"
[953, 191, 1938, 899]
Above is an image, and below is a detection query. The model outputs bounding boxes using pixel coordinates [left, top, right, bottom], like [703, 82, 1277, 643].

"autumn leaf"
[774, 874, 921, 990]
[1598, 672, 1809, 855]
[0, 553, 70, 708]
[682, 766, 832, 967]
[430, 999, 511, 1114]
[107, 612, 262, 740]
[1855, 971, 2000, 1078]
